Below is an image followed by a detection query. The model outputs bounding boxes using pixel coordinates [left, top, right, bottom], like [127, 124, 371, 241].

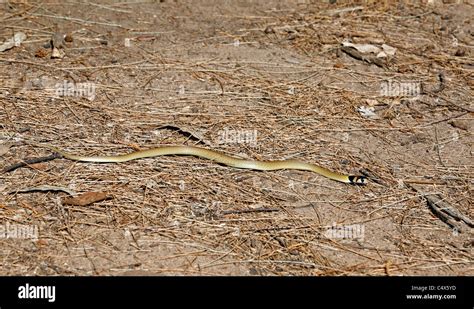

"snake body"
[40, 144, 366, 184]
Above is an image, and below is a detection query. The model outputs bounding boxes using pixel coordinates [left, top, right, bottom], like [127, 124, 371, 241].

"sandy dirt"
[0, 1, 472, 276]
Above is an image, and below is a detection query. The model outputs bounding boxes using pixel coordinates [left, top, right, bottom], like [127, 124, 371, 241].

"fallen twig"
[2, 153, 60, 173]
[157, 124, 213, 146]
[221, 207, 280, 215]
[9, 185, 77, 196]
[406, 183, 473, 232]
[341, 46, 385, 68]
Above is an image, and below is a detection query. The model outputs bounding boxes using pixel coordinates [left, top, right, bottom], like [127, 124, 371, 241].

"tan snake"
[38, 144, 366, 184]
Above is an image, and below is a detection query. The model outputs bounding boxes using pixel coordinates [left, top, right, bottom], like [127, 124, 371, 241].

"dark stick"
[406, 183, 473, 232]
[2, 153, 61, 173]
[341, 46, 385, 68]
[221, 207, 280, 215]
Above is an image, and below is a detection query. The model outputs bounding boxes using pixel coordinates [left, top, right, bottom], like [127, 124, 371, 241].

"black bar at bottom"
[0, 276, 471, 308]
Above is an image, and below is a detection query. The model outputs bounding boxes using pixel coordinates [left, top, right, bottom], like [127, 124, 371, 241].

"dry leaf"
[365, 99, 379, 106]
[62, 191, 110, 206]
[342, 41, 381, 54]
[28, 163, 49, 171]
[35, 48, 49, 58]
[0, 143, 12, 156]
[381, 44, 397, 56]
[0, 32, 26, 52]
[64, 33, 74, 42]
[357, 106, 378, 119]
[51, 47, 65, 59]
[36, 239, 49, 247]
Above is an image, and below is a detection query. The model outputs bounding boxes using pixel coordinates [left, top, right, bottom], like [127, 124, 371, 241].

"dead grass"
[0, 0, 472, 276]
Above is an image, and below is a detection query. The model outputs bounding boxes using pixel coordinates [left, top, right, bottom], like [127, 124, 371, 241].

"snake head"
[348, 176, 367, 185]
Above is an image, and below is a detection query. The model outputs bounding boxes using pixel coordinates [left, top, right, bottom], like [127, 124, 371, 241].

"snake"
[37, 144, 366, 184]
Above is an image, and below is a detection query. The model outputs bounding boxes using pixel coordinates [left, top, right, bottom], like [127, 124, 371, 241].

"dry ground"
[0, 1, 472, 276]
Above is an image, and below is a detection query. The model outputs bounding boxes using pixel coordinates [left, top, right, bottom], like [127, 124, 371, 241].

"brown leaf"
[35, 48, 49, 58]
[62, 191, 111, 206]
[28, 163, 49, 171]
[36, 239, 49, 247]
[0, 143, 12, 156]
[64, 33, 74, 43]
